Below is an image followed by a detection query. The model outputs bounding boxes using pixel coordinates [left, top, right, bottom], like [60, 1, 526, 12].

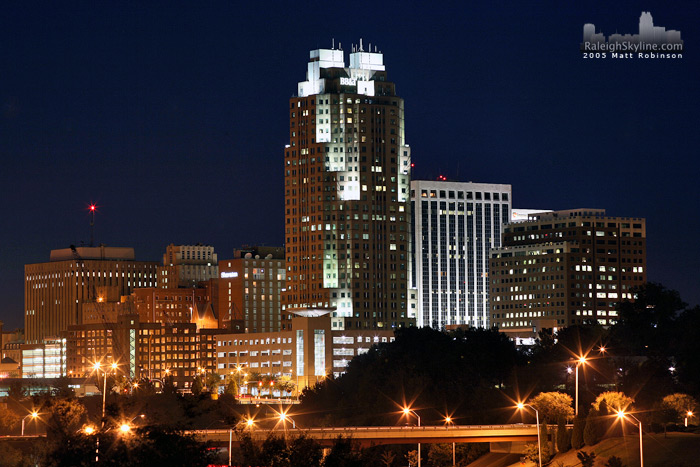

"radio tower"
[89, 204, 97, 247]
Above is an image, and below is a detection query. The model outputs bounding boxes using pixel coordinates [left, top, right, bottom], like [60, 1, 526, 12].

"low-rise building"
[215, 312, 395, 393]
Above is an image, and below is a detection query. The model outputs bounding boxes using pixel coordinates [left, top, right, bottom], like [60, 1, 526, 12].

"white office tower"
[410, 180, 512, 329]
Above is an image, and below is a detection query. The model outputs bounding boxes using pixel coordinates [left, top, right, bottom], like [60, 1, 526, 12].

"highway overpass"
[190, 424, 540, 447]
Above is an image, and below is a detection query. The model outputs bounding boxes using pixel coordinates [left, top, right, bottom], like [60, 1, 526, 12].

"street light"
[21, 411, 38, 436]
[616, 410, 643, 467]
[517, 403, 542, 467]
[574, 355, 587, 416]
[445, 416, 455, 467]
[279, 411, 296, 429]
[686, 411, 693, 428]
[93, 360, 119, 462]
[403, 407, 421, 467]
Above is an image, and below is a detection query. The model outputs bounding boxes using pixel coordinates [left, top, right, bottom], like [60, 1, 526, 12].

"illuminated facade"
[411, 180, 512, 329]
[217, 247, 286, 333]
[24, 246, 158, 344]
[284, 44, 414, 331]
[62, 315, 217, 390]
[21, 338, 66, 378]
[490, 209, 647, 332]
[159, 244, 218, 289]
[131, 287, 214, 326]
[215, 313, 395, 390]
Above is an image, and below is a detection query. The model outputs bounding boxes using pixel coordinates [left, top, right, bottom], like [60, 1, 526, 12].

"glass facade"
[314, 329, 325, 376]
[411, 181, 511, 329]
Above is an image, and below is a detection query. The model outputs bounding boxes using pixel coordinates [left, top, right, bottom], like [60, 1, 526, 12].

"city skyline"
[2, 1, 699, 330]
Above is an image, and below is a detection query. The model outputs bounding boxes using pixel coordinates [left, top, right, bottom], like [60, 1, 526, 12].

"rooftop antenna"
[88, 203, 97, 247]
[360, 38, 363, 51]
[332, 38, 335, 49]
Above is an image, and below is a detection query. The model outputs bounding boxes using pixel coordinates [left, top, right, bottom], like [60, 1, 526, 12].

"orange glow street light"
[575, 355, 587, 416]
[517, 403, 542, 467]
[403, 407, 421, 467]
[21, 411, 39, 436]
[617, 410, 643, 467]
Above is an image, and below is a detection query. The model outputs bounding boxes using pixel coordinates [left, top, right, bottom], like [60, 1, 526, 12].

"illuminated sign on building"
[220, 272, 239, 279]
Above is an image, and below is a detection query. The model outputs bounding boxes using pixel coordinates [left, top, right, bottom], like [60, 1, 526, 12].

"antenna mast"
[89, 204, 97, 247]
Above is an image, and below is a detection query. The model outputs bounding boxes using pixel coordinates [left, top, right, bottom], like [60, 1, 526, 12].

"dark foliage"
[300, 326, 522, 426]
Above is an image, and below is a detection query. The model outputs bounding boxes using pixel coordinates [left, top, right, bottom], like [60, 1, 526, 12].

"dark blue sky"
[2, 1, 698, 330]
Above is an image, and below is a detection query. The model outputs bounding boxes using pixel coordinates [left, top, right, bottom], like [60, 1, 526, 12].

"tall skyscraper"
[410, 180, 512, 329]
[490, 209, 647, 334]
[283, 43, 413, 331]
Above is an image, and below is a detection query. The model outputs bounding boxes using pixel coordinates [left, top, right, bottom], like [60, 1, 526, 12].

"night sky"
[2, 1, 699, 331]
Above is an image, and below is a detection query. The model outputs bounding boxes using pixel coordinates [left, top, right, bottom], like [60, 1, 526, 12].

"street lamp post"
[21, 412, 38, 436]
[686, 411, 693, 428]
[617, 411, 644, 467]
[445, 416, 455, 467]
[517, 403, 542, 467]
[575, 356, 587, 416]
[403, 408, 421, 467]
[93, 360, 118, 462]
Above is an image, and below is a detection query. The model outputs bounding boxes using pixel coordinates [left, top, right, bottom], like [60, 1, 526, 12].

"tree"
[324, 436, 363, 467]
[556, 416, 571, 453]
[224, 378, 238, 397]
[529, 392, 574, 423]
[583, 409, 600, 446]
[405, 450, 419, 467]
[275, 376, 296, 398]
[191, 375, 204, 396]
[205, 372, 221, 394]
[42, 398, 87, 442]
[259, 434, 289, 466]
[661, 393, 697, 424]
[577, 450, 597, 467]
[7, 381, 26, 402]
[0, 404, 20, 435]
[593, 391, 634, 413]
[605, 456, 625, 467]
[380, 449, 396, 467]
[427, 443, 452, 467]
[288, 434, 322, 467]
[523, 423, 551, 465]
[571, 415, 585, 449]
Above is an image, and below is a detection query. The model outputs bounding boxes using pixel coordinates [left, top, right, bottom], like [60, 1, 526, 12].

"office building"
[131, 287, 215, 327]
[24, 246, 158, 344]
[21, 337, 66, 378]
[62, 314, 217, 390]
[284, 43, 413, 331]
[490, 209, 646, 335]
[159, 244, 218, 289]
[410, 180, 512, 329]
[217, 246, 286, 333]
[215, 312, 395, 392]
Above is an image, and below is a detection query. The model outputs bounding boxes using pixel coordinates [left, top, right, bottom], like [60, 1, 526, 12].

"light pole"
[686, 411, 693, 428]
[575, 356, 587, 416]
[445, 416, 455, 467]
[279, 411, 296, 429]
[21, 412, 38, 436]
[517, 403, 542, 467]
[617, 411, 643, 467]
[403, 407, 421, 467]
[93, 360, 118, 462]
